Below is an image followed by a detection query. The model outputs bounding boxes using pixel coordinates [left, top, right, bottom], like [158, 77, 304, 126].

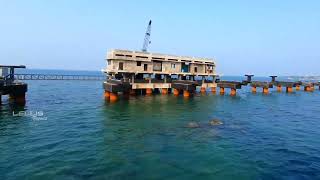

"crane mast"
[142, 20, 152, 52]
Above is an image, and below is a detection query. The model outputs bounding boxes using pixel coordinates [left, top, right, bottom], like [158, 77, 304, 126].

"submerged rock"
[209, 119, 223, 126]
[186, 122, 200, 128]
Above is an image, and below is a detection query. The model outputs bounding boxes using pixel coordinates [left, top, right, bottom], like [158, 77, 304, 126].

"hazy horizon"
[1, 1, 319, 76]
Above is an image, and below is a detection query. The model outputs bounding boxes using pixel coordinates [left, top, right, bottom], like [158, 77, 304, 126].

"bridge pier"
[110, 92, 118, 101]
[286, 87, 293, 93]
[146, 88, 153, 95]
[250, 81, 273, 94]
[217, 81, 242, 96]
[270, 76, 277, 82]
[230, 88, 236, 96]
[183, 90, 190, 97]
[173, 89, 180, 96]
[9, 93, 26, 105]
[1, 65, 28, 105]
[220, 87, 225, 95]
[244, 74, 254, 84]
[161, 88, 168, 94]
[104, 91, 110, 99]
[277, 85, 282, 92]
[302, 83, 314, 92]
[200, 87, 206, 93]
[211, 87, 216, 94]
[263, 87, 269, 94]
[171, 80, 197, 97]
[304, 86, 311, 92]
[252, 86, 257, 93]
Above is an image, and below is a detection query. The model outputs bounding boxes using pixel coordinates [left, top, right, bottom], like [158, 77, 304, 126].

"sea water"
[1, 71, 320, 179]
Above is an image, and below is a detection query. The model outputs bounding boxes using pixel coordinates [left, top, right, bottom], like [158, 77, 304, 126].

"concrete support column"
[277, 85, 282, 92]
[304, 86, 310, 92]
[162, 88, 168, 94]
[200, 87, 206, 93]
[9, 94, 26, 104]
[12, 94, 26, 104]
[263, 88, 269, 94]
[146, 88, 153, 95]
[252, 86, 257, 93]
[220, 87, 225, 95]
[211, 87, 216, 94]
[304, 86, 313, 92]
[286, 87, 293, 93]
[104, 91, 110, 99]
[230, 88, 236, 96]
[110, 92, 118, 101]
[183, 90, 190, 97]
[296, 85, 300, 91]
[173, 89, 180, 96]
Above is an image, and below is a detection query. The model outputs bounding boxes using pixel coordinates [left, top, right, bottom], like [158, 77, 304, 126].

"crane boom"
[142, 20, 152, 52]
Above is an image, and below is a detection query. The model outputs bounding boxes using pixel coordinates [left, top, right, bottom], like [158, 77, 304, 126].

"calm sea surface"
[1, 71, 320, 179]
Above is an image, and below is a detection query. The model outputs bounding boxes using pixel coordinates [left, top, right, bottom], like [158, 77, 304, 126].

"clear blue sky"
[1, 0, 319, 76]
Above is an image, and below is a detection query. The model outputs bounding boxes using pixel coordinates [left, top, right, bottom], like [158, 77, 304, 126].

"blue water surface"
[0, 75, 320, 180]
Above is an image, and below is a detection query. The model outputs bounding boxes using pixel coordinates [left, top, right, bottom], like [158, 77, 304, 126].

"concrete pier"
[217, 81, 242, 96]
[242, 75, 254, 85]
[250, 81, 273, 94]
[0, 65, 28, 105]
[301, 83, 314, 92]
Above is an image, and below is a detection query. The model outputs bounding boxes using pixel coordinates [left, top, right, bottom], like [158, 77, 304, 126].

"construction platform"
[102, 49, 320, 101]
[0, 65, 28, 105]
[103, 72, 320, 101]
[103, 49, 218, 101]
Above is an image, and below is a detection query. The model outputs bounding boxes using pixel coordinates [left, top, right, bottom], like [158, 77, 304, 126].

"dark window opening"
[137, 61, 142, 66]
[125, 55, 132, 57]
[119, 62, 123, 70]
[115, 54, 124, 56]
[194, 67, 198, 73]
[152, 57, 165, 60]
[136, 56, 148, 59]
[181, 63, 189, 73]
[153, 61, 162, 71]
[144, 64, 148, 71]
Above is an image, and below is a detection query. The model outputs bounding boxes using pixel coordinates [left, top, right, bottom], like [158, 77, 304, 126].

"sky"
[1, 0, 319, 76]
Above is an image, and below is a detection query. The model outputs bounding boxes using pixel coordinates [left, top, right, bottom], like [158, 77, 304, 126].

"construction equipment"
[142, 20, 152, 52]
